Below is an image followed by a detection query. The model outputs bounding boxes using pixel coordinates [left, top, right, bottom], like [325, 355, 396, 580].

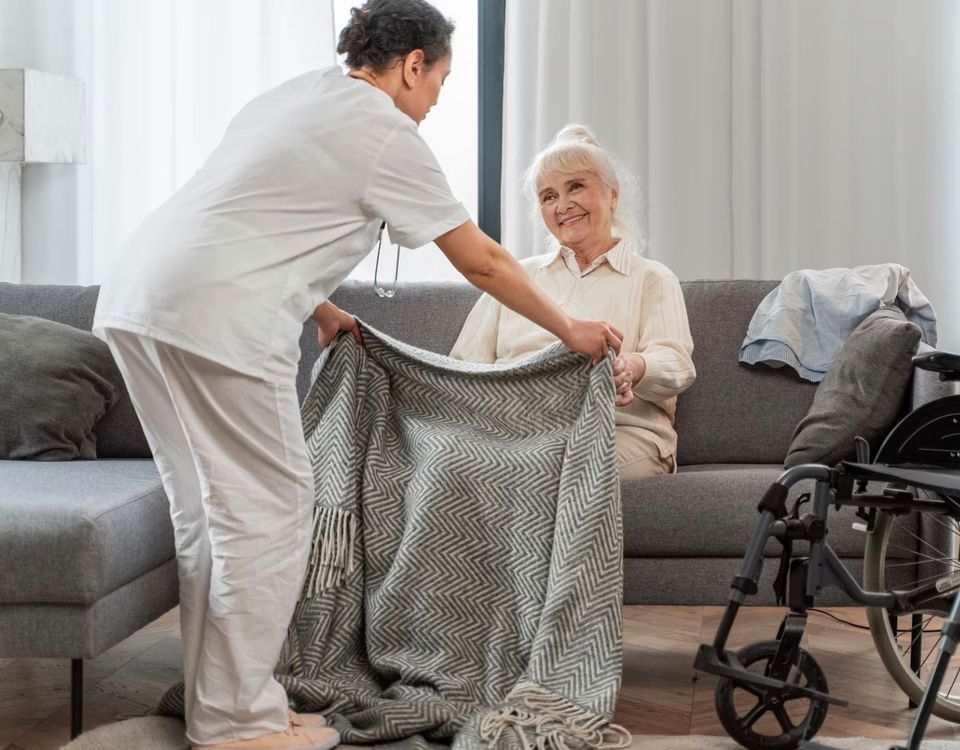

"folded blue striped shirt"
[739, 264, 937, 382]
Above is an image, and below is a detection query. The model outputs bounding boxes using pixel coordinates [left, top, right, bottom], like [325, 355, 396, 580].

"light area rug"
[56, 717, 187, 750]
[632, 736, 960, 749]
[54, 716, 960, 750]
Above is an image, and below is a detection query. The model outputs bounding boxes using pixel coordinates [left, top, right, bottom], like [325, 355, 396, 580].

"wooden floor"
[4, 606, 960, 749]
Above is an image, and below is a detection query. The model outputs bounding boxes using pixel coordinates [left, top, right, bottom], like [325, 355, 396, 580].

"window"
[333, 0, 479, 282]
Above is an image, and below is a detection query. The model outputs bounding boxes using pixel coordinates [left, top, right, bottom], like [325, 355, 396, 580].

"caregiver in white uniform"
[93, 2, 622, 749]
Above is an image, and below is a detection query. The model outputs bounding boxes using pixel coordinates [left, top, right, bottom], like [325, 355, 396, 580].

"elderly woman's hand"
[613, 353, 646, 407]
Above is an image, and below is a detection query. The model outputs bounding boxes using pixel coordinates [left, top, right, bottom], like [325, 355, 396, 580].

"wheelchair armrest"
[913, 351, 960, 381]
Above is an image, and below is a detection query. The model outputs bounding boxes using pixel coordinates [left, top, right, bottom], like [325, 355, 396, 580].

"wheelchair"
[693, 351, 960, 750]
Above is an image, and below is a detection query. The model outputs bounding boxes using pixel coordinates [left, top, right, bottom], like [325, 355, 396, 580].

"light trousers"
[102, 330, 313, 746]
[615, 427, 675, 481]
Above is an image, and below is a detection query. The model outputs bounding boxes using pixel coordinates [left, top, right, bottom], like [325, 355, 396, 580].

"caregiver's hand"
[313, 301, 363, 347]
[563, 319, 623, 365]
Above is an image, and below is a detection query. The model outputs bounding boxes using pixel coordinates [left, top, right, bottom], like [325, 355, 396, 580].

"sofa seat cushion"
[622, 463, 906, 560]
[0, 459, 173, 605]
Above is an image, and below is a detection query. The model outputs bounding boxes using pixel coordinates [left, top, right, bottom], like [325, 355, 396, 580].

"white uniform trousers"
[101, 329, 313, 746]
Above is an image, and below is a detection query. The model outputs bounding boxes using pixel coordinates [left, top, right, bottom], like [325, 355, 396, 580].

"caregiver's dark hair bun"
[337, 0, 455, 73]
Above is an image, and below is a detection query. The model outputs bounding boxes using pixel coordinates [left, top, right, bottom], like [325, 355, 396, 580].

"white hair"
[523, 124, 646, 253]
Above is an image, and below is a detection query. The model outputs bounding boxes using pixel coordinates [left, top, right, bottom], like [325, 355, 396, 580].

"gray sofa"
[1, 278, 951, 737]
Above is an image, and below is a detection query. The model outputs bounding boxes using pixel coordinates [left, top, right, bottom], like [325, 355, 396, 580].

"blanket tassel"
[479, 685, 631, 750]
[301, 506, 358, 599]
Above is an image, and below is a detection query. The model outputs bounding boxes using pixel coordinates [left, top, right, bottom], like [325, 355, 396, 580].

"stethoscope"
[373, 221, 400, 298]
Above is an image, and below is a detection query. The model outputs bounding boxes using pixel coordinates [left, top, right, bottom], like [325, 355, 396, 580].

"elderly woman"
[451, 125, 696, 480]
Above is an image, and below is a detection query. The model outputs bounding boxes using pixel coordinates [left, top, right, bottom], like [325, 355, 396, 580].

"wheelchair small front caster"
[715, 640, 830, 750]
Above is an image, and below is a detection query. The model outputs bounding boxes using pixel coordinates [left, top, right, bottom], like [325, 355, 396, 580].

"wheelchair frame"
[695, 351, 960, 750]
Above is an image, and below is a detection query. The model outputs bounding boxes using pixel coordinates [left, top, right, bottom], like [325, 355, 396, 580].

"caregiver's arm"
[436, 221, 623, 364]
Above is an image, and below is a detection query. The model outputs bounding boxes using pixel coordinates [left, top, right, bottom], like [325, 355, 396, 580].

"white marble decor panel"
[23, 68, 86, 163]
[0, 69, 25, 162]
[0, 69, 86, 164]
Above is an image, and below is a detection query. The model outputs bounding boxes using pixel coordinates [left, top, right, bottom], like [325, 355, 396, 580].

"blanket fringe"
[478, 685, 631, 750]
[301, 506, 357, 599]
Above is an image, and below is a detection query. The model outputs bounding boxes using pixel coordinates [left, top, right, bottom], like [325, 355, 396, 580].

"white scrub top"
[93, 66, 469, 382]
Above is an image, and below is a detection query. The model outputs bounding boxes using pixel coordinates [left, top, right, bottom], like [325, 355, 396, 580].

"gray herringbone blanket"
[282, 327, 627, 750]
[161, 326, 628, 749]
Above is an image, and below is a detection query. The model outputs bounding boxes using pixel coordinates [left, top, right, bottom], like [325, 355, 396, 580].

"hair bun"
[339, 7, 372, 56]
[553, 124, 600, 148]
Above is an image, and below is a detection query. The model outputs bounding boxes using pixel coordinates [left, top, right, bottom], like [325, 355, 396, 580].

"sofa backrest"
[322, 280, 818, 466]
[300, 281, 483, 402]
[674, 281, 817, 465]
[1, 278, 818, 465]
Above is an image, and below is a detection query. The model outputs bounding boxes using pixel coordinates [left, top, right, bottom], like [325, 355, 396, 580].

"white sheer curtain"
[0, 0, 336, 284]
[502, 0, 960, 351]
[79, 0, 337, 283]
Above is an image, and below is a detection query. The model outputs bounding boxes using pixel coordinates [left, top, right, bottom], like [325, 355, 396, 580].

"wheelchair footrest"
[695, 644, 849, 707]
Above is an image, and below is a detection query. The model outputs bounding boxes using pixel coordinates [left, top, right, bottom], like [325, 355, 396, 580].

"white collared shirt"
[450, 239, 696, 463]
[94, 66, 469, 382]
[550, 240, 633, 278]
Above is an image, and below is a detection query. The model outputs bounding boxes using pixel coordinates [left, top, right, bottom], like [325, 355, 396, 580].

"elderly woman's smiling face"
[537, 171, 617, 252]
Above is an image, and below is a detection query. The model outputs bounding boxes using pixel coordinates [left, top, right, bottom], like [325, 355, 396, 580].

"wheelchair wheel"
[715, 640, 829, 750]
[864, 502, 960, 721]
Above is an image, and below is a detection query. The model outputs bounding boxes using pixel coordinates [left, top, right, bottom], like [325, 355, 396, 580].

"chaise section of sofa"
[0, 460, 175, 652]
[0, 282, 176, 739]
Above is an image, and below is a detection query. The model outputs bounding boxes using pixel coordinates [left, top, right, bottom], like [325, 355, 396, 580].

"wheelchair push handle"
[913, 350, 960, 381]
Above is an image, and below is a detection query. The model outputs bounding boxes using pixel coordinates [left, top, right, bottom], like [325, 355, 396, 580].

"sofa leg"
[71, 659, 83, 739]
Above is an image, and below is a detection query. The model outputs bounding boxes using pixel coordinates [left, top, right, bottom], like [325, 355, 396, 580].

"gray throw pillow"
[784, 307, 922, 468]
[0, 313, 121, 460]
